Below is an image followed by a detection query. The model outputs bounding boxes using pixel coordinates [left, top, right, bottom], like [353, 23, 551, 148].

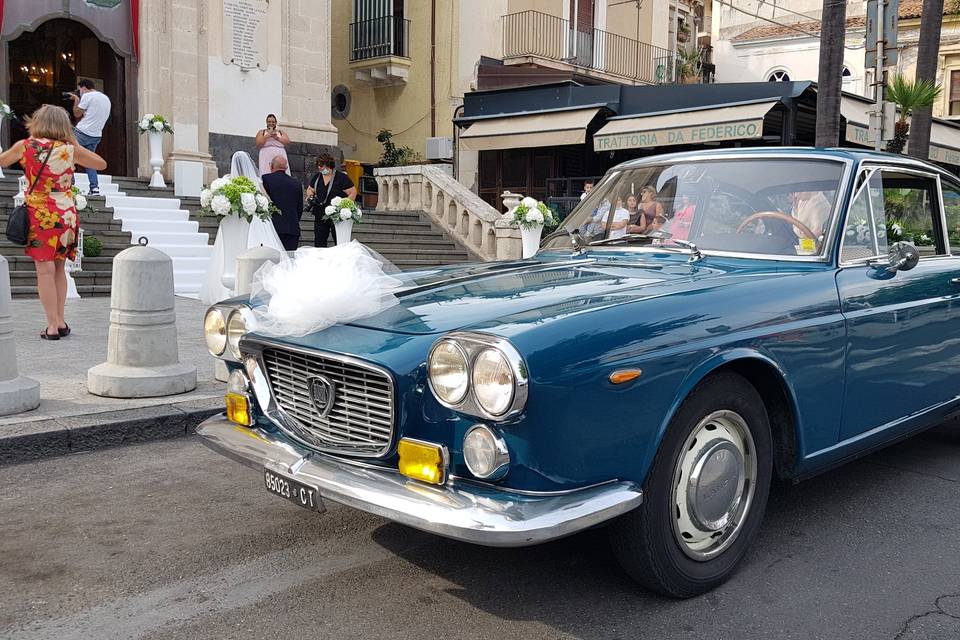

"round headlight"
[428, 340, 469, 405]
[463, 424, 509, 479]
[471, 348, 515, 416]
[204, 307, 227, 356]
[226, 308, 252, 360]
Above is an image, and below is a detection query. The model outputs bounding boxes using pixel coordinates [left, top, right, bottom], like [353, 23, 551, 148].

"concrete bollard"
[213, 246, 281, 383]
[0, 256, 40, 416]
[87, 245, 197, 398]
[234, 246, 282, 297]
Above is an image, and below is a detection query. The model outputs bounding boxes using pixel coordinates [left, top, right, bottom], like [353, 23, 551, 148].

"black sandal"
[58, 324, 71, 337]
[40, 329, 60, 341]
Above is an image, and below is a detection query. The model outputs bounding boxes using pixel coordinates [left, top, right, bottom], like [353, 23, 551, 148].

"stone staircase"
[295, 210, 471, 269]
[2, 170, 472, 298]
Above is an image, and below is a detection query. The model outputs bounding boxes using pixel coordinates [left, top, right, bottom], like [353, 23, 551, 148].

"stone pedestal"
[495, 218, 522, 261]
[174, 160, 204, 197]
[0, 257, 40, 416]
[87, 246, 197, 398]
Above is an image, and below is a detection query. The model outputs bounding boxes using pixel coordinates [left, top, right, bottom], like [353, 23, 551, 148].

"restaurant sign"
[845, 122, 872, 147]
[594, 118, 764, 151]
[846, 121, 960, 165]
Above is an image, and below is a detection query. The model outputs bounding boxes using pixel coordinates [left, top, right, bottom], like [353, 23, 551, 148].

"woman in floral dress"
[0, 104, 105, 339]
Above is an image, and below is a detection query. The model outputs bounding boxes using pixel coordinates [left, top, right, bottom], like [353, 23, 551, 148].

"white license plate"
[263, 468, 322, 511]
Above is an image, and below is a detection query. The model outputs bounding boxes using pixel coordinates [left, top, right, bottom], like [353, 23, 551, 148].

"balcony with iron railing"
[502, 10, 681, 85]
[349, 15, 411, 87]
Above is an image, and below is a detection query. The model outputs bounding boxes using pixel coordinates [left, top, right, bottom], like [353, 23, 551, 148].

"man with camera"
[68, 78, 111, 195]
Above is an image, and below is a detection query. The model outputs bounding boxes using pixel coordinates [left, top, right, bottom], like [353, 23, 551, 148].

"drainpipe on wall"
[453, 104, 464, 181]
[430, 0, 437, 138]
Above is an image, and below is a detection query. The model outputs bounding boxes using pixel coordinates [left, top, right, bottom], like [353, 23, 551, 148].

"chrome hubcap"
[670, 410, 756, 560]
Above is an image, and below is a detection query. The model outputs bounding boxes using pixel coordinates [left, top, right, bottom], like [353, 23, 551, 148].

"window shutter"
[951, 70, 960, 101]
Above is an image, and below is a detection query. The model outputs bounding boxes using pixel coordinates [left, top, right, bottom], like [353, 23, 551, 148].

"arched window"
[768, 70, 791, 82]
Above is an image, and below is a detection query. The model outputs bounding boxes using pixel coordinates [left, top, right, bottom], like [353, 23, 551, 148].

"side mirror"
[888, 241, 920, 272]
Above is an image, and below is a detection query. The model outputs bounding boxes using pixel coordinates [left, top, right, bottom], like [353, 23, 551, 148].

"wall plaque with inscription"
[223, 0, 268, 70]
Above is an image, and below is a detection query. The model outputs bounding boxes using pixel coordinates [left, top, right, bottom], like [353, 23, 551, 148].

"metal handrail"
[502, 10, 677, 85]
[350, 16, 410, 61]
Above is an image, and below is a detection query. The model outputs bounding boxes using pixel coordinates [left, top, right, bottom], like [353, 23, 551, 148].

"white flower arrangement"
[0, 101, 15, 121]
[70, 186, 90, 212]
[513, 197, 556, 229]
[137, 113, 174, 135]
[199, 175, 275, 222]
[323, 196, 363, 224]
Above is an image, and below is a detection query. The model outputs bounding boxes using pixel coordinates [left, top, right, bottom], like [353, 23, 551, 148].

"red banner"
[131, 0, 139, 59]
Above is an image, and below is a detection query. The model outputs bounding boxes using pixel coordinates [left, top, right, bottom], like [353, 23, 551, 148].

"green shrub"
[83, 235, 103, 258]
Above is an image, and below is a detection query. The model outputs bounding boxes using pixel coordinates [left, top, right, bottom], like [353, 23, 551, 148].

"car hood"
[348, 254, 755, 335]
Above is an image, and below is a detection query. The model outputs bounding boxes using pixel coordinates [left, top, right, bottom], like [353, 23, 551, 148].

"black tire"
[609, 371, 773, 598]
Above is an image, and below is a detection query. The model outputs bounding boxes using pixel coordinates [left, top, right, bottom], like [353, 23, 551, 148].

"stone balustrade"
[374, 165, 504, 261]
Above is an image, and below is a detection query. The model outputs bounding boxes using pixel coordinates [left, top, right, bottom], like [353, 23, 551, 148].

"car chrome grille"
[261, 347, 395, 457]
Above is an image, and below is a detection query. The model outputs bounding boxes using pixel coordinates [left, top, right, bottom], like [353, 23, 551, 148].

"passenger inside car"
[789, 190, 832, 239]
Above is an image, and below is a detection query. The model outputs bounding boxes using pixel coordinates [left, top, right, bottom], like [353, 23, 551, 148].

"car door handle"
[951, 278, 960, 285]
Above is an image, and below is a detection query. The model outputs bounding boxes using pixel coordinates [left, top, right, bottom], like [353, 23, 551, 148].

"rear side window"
[941, 179, 960, 252]
[841, 169, 944, 262]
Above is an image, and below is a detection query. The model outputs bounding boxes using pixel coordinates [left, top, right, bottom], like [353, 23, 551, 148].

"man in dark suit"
[306, 153, 357, 247]
[261, 156, 303, 251]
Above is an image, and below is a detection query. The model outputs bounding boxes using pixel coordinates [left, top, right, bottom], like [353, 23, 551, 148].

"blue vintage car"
[197, 148, 960, 597]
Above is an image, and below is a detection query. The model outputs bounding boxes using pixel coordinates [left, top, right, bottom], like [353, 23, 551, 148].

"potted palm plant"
[675, 47, 702, 84]
[884, 74, 943, 154]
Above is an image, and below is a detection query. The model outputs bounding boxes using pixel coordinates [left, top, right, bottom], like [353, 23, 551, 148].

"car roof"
[611, 147, 951, 177]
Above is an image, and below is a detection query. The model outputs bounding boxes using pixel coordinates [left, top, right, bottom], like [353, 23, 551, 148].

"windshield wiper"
[588, 232, 676, 247]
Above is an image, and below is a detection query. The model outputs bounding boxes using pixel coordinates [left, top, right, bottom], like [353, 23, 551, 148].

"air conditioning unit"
[426, 136, 453, 160]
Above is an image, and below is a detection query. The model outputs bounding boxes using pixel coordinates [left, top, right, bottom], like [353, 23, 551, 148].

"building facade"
[332, 0, 710, 171]
[0, 0, 337, 186]
[712, 0, 960, 119]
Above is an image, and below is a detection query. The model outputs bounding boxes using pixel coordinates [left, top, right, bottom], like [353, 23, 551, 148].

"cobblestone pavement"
[2, 296, 220, 429]
[1, 424, 958, 640]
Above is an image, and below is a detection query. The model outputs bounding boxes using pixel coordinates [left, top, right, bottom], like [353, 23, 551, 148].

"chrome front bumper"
[196, 415, 644, 547]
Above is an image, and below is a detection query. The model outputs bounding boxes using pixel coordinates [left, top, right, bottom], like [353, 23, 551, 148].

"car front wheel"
[609, 371, 773, 598]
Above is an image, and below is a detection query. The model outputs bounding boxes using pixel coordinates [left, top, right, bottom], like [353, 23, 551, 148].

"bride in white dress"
[199, 151, 286, 304]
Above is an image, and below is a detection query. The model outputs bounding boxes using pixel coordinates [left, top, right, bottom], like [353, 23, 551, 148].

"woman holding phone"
[255, 113, 290, 176]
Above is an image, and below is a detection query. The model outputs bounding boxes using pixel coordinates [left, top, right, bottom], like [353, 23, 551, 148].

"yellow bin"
[343, 159, 363, 189]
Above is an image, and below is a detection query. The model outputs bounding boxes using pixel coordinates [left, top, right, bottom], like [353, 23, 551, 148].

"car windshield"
[542, 158, 846, 258]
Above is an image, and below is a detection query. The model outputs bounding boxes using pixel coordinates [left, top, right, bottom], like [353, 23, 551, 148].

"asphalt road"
[1, 425, 959, 640]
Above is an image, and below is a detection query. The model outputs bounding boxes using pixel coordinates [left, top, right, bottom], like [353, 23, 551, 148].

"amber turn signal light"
[398, 438, 446, 485]
[225, 392, 253, 426]
[609, 369, 643, 384]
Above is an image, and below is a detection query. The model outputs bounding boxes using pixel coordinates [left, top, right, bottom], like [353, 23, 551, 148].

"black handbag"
[5, 146, 51, 246]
